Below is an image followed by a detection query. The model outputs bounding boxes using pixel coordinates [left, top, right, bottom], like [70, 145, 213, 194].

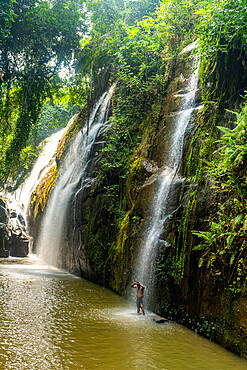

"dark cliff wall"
[153, 48, 247, 357]
[0, 198, 9, 257]
[0, 197, 29, 258]
[31, 48, 247, 358]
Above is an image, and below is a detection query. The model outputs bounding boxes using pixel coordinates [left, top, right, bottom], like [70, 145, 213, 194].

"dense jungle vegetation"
[1, 0, 246, 183]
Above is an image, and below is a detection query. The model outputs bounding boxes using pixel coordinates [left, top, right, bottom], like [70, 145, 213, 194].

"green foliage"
[32, 102, 79, 145]
[155, 0, 198, 53]
[197, 0, 247, 59]
[77, 0, 162, 108]
[78, 0, 197, 110]
[193, 99, 247, 294]
[80, 0, 200, 287]
[86, 0, 160, 32]
[100, 82, 159, 177]
[0, 0, 15, 40]
[0, 0, 87, 183]
[196, 0, 247, 101]
[0, 0, 199, 185]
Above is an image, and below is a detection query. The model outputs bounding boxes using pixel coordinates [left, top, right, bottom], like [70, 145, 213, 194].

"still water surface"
[0, 256, 246, 370]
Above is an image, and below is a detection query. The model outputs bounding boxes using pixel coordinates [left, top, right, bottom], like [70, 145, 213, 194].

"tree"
[0, 0, 87, 182]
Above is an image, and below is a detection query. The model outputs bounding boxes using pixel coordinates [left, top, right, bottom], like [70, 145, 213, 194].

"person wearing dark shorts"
[131, 281, 145, 315]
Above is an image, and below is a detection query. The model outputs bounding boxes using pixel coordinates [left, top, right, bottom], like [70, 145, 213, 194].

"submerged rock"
[150, 314, 169, 324]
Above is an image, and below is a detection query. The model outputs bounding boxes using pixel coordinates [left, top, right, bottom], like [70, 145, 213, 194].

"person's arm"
[131, 282, 137, 288]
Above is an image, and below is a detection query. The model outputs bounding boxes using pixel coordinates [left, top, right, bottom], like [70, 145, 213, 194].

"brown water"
[0, 256, 246, 370]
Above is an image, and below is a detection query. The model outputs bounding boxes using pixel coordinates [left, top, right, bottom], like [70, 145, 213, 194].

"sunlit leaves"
[197, 0, 247, 58]
[0, 0, 87, 183]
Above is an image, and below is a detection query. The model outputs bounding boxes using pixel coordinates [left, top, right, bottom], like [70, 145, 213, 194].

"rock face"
[149, 314, 168, 324]
[8, 208, 29, 257]
[0, 197, 29, 258]
[0, 198, 10, 257]
[30, 49, 247, 358]
[10, 233, 29, 257]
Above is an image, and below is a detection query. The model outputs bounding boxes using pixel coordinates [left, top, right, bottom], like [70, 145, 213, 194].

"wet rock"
[0, 199, 9, 257]
[10, 233, 29, 257]
[17, 214, 26, 226]
[0, 198, 7, 223]
[150, 314, 169, 324]
[141, 160, 159, 173]
[0, 229, 10, 257]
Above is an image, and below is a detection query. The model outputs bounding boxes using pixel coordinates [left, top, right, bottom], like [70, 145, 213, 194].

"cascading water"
[0, 127, 68, 250]
[15, 127, 67, 215]
[135, 57, 200, 304]
[36, 86, 115, 267]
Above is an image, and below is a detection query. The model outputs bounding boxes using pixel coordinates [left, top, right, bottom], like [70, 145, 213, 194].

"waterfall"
[36, 86, 115, 267]
[15, 128, 66, 215]
[0, 128, 67, 250]
[135, 58, 200, 304]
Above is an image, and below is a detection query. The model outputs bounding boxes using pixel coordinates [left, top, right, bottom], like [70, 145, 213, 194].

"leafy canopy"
[0, 0, 87, 183]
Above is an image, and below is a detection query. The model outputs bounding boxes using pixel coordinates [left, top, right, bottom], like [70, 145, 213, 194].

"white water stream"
[15, 128, 66, 214]
[0, 128, 67, 246]
[135, 58, 200, 301]
[36, 87, 114, 266]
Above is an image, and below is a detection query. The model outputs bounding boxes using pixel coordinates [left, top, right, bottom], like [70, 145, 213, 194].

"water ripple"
[0, 257, 246, 369]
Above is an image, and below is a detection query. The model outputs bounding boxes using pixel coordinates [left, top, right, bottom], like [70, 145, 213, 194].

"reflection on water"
[0, 256, 246, 370]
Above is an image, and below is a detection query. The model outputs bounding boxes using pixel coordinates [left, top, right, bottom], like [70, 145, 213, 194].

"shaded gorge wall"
[30, 47, 247, 358]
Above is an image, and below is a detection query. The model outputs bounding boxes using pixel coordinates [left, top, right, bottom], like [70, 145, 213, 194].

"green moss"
[109, 210, 131, 293]
[87, 231, 104, 272]
[32, 165, 58, 219]
[168, 103, 223, 283]
[84, 198, 109, 275]
[56, 103, 90, 164]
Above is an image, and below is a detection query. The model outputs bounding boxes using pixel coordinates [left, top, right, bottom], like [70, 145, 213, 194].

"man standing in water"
[131, 281, 145, 315]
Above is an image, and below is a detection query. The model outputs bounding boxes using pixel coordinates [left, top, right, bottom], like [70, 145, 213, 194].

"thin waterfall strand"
[135, 59, 199, 301]
[15, 127, 67, 215]
[36, 87, 114, 266]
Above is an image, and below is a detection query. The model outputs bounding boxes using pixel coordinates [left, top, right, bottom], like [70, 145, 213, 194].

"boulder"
[0, 199, 9, 257]
[150, 314, 169, 324]
[10, 233, 29, 257]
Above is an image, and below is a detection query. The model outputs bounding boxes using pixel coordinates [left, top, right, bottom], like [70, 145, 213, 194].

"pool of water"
[0, 255, 246, 369]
